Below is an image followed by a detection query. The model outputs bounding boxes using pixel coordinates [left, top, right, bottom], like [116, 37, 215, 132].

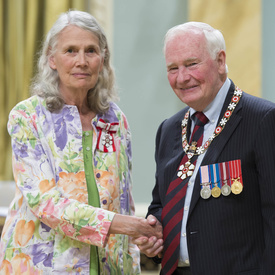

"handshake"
[132, 215, 164, 258]
[109, 214, 163, 258]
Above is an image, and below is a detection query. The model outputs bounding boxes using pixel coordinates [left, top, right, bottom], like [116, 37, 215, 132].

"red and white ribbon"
[96, 119, 119, 152]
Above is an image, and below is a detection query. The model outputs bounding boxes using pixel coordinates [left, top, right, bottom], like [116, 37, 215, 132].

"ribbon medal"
[219, 162, 231, 196]
[96, 119, 119, 152]
[209, 163, 221, 198]
[229, 159, 243, 194]
[199, 165, 211, 199]
[199, 159, 243, 199]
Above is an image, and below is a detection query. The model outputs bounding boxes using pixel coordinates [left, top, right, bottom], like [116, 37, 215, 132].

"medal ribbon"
[96, 119, 119, 152]
[209, 163, 221, 189]
[200, 165, 211, 189]
[219, 161, 230, 187]
[229, 159, 243, 186]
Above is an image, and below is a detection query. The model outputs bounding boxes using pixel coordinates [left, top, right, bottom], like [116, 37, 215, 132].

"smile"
[180, 85, 198, 91]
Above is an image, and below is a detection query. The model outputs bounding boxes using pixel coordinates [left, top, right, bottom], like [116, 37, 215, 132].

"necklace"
[177, 86, 242, 180]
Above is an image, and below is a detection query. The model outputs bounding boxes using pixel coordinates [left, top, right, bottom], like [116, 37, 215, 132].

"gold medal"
[211, 186, 221, 198]
[231, 180, 243, 194]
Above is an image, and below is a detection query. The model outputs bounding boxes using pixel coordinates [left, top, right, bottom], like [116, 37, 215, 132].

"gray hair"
[31, 10, 118, 113]
[164, 22, 228, 72]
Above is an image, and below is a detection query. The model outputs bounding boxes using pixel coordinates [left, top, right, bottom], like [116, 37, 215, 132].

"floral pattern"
[0, 96, 140, 274]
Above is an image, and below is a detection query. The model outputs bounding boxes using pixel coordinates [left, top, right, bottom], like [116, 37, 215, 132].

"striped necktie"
[161, 111, 208, 275]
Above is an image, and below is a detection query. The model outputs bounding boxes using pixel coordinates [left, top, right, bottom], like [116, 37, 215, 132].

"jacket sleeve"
[147, 120, 166, 222]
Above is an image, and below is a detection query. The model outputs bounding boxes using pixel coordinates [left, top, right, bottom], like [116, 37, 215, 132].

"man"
[133, 22, 275, 275]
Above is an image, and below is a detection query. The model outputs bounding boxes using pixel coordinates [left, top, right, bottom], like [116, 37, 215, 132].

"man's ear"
[217, 50, 227, 74]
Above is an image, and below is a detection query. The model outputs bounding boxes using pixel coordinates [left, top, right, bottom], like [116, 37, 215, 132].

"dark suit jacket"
[148, 81, 275, 275]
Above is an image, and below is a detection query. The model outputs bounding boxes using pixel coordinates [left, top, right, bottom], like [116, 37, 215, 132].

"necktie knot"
[192, 111, 209, 127]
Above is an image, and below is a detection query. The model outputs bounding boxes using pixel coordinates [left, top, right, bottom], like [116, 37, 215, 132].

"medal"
[229, 160, 243, 195]
[219, 162, 231, 196]
[177, 161, 195, 180]
[199, 165, 212, 199]
[221, 183, 231, 196]
[200, 185, 211, 199]
[231, 179, 243, 194]
[209, 163, 221, 198]
[211, 185, 221, 198]
[96, 119, 119, 152]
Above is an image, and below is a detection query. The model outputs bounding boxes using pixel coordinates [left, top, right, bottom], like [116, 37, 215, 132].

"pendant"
[177, 161, 195, 180]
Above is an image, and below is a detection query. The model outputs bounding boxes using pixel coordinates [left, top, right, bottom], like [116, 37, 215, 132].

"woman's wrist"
[109, 214, 140, 236]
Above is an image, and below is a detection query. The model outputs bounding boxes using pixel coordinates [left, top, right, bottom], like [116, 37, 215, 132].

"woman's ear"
[48, 47, 56, 70]
[49, 55, 56, 70]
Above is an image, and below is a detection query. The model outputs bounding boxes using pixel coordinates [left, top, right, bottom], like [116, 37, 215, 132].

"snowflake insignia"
[228, 102, 236, 110]
[220, 118, 227, 126]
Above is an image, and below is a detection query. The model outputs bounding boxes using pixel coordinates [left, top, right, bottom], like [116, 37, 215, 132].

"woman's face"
[49, 25, 104, 96]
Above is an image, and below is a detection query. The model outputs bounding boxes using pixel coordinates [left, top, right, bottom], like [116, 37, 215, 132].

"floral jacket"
[0, 95, 140, 274]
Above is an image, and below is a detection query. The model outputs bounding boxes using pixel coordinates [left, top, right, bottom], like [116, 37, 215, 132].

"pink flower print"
[60, 222, 76, 237]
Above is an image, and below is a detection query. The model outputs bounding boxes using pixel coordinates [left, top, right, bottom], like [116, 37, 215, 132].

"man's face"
[165, 30, 226, 111]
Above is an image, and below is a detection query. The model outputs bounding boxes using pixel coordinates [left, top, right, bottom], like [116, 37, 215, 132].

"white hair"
[31, 10, 118, 113]
[164, 22, 228, 73]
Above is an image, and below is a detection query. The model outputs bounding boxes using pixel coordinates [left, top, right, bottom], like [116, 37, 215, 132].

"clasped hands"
[109, 213, 163, 258]
[132, 214, 163, 258]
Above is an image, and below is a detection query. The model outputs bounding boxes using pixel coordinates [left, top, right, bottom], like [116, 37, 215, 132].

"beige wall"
[189, 0, 261, 97]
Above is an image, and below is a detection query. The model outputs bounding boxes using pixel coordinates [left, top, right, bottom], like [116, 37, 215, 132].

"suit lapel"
[188, 82, 243, 218]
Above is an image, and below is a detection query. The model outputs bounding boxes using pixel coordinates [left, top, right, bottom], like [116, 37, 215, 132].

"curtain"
[0, 0, 113, 180]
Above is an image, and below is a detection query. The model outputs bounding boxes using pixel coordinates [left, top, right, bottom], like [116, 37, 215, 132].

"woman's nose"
[76, 52, 87, 66]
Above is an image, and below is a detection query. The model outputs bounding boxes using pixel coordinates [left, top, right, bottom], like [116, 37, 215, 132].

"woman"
[0, 10, 161, 274]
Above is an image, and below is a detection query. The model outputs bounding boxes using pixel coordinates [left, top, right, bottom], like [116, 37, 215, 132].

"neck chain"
[182, 86, 242, 157]
[177, 86, 242, 180]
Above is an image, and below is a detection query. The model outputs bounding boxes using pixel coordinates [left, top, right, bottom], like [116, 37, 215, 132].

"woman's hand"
[109, 214, 163, 240]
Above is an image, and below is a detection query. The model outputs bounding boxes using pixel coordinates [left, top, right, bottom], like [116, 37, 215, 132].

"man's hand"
[109, 214, 162, 239]
[132, 215, 163, 258]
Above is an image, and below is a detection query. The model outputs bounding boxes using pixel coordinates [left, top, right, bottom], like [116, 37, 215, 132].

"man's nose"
[177, 67, 190, 82]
